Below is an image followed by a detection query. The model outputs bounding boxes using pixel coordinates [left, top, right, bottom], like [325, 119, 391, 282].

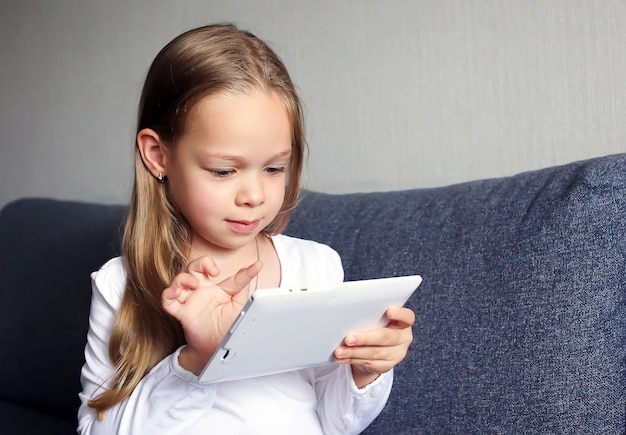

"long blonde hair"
[89, 23, 306, 417]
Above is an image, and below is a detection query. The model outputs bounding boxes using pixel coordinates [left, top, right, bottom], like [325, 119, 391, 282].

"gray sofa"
[1, 153, 625, 434]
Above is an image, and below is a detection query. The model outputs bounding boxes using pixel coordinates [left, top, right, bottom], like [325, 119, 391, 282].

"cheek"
[166, 173, 219, 215]
[269, 178, 287, 204]
[175, 192, 222, 231]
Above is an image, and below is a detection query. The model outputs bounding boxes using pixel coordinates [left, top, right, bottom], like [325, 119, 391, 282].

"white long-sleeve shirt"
[78, 234, 393, 434]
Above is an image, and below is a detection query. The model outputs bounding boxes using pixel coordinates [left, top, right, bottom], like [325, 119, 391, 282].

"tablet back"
[199, 274, 422, 383]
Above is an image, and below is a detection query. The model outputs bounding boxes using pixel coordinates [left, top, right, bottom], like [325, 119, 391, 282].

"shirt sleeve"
[315, 365, 393, 435]
[77, 259, 218, 435]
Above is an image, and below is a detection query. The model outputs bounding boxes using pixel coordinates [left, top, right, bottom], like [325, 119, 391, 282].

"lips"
[226, 219, 261, 233]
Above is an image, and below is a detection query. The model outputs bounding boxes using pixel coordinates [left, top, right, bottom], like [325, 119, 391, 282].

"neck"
[189, 234, 261, 281]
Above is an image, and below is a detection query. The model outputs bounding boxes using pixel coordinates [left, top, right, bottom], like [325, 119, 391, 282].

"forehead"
[186, 89, 292, 139]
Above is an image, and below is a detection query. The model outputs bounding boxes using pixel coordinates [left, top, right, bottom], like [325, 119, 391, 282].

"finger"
[385, 306, 415, 328]
[162, 274, 198, 306]
[344, 327, 406, 348]
[187, 255, 220, 278]
[335, 344, 393, 361]
[218, 260, 263, 296]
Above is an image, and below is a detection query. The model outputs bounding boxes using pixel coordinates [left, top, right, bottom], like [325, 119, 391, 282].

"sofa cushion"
[286, 153, 626, 433]
[0, 199, 126, 423]
[0, 400, 76, 434]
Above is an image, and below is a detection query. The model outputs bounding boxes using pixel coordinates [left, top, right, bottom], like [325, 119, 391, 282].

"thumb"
[218, 260, 263, 296]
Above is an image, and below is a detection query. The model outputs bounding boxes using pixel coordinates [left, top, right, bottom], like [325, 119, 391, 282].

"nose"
[236, 173, 266, 207]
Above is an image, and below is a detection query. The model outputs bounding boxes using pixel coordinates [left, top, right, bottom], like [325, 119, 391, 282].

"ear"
[136, 128, 167, 179]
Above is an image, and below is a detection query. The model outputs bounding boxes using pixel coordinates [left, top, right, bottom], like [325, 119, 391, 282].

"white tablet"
[198, 274, 422, 383]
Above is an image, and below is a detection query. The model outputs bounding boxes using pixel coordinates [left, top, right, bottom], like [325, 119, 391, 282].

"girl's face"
[164, 89, 292, 257]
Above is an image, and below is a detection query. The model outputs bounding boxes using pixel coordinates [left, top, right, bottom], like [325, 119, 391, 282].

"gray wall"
[1, 0, 625, 208]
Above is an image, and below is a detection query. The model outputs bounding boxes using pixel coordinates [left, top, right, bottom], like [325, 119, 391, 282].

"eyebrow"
[204, 149, 292, 161]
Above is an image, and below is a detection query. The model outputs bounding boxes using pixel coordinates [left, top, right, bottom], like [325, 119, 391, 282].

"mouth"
[226, 219, 261, 233]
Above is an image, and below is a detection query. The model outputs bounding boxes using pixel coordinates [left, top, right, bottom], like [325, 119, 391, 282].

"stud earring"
[157, 172, 165, 183]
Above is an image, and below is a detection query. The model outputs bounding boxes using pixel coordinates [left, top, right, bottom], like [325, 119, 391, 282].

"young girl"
[78, 23, 415, 434]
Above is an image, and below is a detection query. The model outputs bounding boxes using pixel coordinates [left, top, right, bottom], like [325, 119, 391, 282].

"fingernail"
[346, 335, 357, 346]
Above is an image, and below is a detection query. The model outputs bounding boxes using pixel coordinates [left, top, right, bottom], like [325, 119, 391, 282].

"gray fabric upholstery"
[0, 199, 125, 433]
[286, 153, 626, 433]
[1, 153, 625, 433]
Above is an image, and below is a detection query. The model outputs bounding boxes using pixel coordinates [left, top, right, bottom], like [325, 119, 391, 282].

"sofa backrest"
[0, 199, 126, 421]
[285, 153, 626, 433]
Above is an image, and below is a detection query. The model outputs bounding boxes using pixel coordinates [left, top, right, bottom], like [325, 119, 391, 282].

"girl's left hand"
[333, 306, 415, 388]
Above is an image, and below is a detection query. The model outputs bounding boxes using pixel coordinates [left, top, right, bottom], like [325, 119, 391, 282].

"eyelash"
[265, 166, 287, 175]
[208, 166, 287, 178]
[209, 169, 235, 178]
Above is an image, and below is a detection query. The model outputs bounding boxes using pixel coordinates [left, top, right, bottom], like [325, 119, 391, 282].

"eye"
[209, 169, 235, 178]
[265, 166, 287, 175]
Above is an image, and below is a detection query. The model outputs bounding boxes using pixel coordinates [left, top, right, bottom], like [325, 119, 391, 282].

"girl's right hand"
[161, 256, 263, 375]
